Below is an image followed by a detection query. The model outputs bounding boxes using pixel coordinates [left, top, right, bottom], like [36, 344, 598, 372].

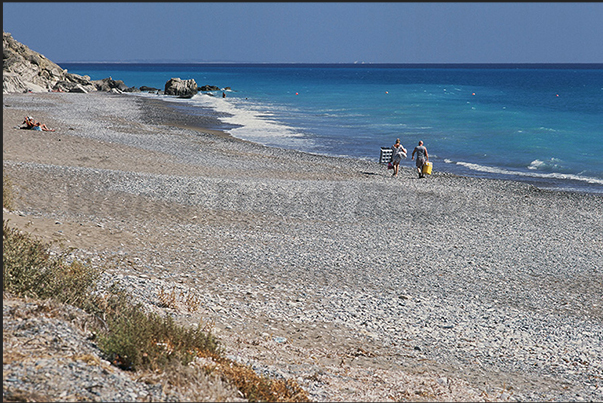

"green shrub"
[2, 219, 309, 401]
[3, 220, 100, 307]
[3, 220, 50, 295]
[97, 284, 221, 371]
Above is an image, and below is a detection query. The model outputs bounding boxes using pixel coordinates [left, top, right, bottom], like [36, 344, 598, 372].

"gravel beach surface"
[3, 92, 603, 402]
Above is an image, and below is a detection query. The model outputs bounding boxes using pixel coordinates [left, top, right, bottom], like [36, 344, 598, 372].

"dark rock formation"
[164, 78, 198, 97]
[199, 85, 220, 92]
[140, 86, 160, 92]
[91, 77, 139, 93]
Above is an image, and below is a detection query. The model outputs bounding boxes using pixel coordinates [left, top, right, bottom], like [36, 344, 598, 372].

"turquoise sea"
[62, 63, 603, 193]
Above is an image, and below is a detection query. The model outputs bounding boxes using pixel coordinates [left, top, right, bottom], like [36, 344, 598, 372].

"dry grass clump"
[157, 285, 178, 308]
[3, 389, 52, 403]
[2, 217, 310, 402]
[209, 359, 310, 402]
[136, 359, 244, 402]
[157, 285, 202, 312]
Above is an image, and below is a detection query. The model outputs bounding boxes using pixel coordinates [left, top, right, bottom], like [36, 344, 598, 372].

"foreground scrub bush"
[2, 219, 218, 372]
[3, 220, 100, 309]
[97, 284, 221, 371]
[2, 219, 310, 401]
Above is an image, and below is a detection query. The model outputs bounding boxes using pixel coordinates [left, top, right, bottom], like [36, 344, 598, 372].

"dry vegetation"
[3, 174, 310, 402]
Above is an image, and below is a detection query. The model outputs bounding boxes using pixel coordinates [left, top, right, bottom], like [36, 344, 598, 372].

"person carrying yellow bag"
[411, 140, 430, 179]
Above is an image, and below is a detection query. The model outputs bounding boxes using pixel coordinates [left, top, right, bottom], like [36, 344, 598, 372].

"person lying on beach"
[21, 116, 55, 131]
[32, 122, 55, 132]
[21, 116, 36, 129]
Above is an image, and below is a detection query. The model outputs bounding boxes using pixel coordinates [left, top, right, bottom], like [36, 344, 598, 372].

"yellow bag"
[422, 161, 433, 175]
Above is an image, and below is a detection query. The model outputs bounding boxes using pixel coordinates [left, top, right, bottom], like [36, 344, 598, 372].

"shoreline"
[133, 92, 603, 197]
[3, 91, 603, 402]
[135, 91, 603, 196]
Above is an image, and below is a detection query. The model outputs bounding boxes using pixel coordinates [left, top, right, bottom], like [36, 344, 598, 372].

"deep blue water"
[62, 63, 603, 193]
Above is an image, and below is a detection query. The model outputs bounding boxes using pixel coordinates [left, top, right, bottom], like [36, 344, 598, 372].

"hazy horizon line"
[58, 61, 603, 68]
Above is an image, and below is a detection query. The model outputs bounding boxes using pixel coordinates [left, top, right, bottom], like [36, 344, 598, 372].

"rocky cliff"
[3, 32, 144, 94]
[3, 31, 99, 94]
[3, 32, 226, 96]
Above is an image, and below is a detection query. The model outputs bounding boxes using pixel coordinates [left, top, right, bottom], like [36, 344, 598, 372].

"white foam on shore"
[189, 93, 318, 148]
[454, 160, 603, 186]
[132, 92, 603, 193]
[136, 93, 303, 140]
[528, 159, 545, 170]
[528, 158, 564, 170]
[134, 91, 317, 151]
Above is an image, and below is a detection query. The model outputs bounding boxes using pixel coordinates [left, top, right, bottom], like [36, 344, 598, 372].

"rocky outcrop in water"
[164, 78, 198, 98]
[92, 77, 140, 93]
[199, 85, 220, 92]
[140, 86, 161, 92]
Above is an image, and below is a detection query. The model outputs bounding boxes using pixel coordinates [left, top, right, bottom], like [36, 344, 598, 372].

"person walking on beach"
[411, 140, 429, 178]
[390, 138, 407, 177]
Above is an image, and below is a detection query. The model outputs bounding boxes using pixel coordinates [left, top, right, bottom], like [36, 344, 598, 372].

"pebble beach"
[3, 91, 603, 402]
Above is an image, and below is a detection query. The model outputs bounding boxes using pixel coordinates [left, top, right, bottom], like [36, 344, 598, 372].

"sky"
[3, 2, 603, 64]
